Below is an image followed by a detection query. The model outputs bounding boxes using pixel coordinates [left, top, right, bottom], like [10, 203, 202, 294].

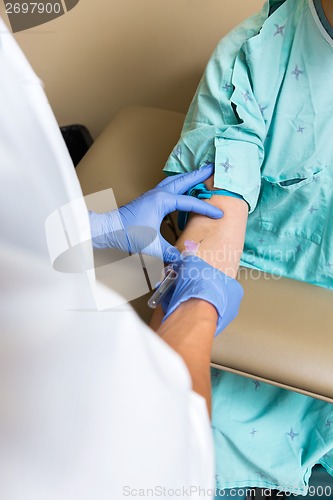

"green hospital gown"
[163, 0, 333, 493]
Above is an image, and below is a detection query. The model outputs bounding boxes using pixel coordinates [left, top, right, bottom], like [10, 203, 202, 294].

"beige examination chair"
[76, 106, 333, 403]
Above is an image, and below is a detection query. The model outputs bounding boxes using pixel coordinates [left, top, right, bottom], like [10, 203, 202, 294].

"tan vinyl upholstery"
[211, 270, 333, 402]
[76, 106, 333, 403]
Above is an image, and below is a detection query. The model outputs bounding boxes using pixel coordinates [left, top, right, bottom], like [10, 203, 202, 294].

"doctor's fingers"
[156, 164, 215, 193]
[159, 238, 181, 263]
[170, 195, 224, 220]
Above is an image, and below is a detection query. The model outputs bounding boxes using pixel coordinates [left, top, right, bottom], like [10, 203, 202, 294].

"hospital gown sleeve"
[164, 10, 268, 213]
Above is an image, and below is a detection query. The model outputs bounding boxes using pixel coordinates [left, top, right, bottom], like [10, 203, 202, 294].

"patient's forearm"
[150, 194, 248, 329]
[176, 194, 248, 278]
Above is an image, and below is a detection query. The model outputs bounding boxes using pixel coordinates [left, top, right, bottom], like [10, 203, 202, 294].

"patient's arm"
[151, 189, 248, 330]
[151, 185, 248, 409]
[176, 194, 248, 277]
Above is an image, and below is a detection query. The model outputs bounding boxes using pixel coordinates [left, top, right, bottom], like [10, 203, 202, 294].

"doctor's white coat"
[0, 18, 215, 500]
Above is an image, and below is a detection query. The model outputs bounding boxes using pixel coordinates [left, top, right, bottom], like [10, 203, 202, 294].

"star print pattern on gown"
[165, 0, 333, 493]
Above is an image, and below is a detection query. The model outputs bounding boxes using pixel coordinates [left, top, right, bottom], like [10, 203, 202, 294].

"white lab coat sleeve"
[0, 17, 215, 500]
[0, 246, 215, 500]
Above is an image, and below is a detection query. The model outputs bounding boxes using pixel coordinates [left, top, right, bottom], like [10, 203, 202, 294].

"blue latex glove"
[161, 255, 244, 336]
[89, 164, 223, 262]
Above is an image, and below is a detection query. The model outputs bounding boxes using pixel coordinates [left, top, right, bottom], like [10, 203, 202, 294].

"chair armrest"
[211, 269, 333, 402]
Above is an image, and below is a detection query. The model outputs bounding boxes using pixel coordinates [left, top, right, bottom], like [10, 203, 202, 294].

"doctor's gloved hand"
[89, 164, 223, 263]
[161, 256, 244, 336]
